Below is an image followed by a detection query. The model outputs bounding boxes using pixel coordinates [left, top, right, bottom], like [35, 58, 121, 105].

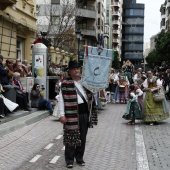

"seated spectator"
[48, 62, 61, 76]
[13, 62, 27, 77]
[13, 72, 31, 111]
[30, 83, 53, 114]
[0, 55, 10, 85]
[5, 59, 14, 82]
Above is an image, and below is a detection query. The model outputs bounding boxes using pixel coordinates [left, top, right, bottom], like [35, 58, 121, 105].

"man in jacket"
[59, 60, 92, 168]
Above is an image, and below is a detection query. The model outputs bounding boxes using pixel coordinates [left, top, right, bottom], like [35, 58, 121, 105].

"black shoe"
[76, 161, 85, 166]
[67, 163, 73, 168]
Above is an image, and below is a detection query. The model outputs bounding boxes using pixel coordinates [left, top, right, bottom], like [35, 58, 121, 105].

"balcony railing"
[111, 2, 120, 7]
[113, 30, 119, 34]
[113, 39, 119, 43]
[112, 20, 120, 25]
[76, 25, 96, 37]
[79, 5, 95, 11]
[112, 11, 120, 16]
[78, 6, 96, 19]
[0, 0, 17, 10]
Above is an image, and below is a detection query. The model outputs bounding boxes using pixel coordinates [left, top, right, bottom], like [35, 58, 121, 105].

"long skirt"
[143, 92, 170, 122]
[113, 85, 128, 101]
[122, 101, 142, 120]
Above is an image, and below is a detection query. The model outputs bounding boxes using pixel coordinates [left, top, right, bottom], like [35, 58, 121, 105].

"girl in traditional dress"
[113, 71, 129, 103]
[142, 70, 170, 125]
[122, 85, 142, 125]
[134, 82, 144, 115]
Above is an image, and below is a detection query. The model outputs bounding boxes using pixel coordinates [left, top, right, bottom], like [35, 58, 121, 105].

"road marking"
[50, 155, 60, 164]
[44, 143, 54, 150]
[135, 125, 149, 170]
[55, 135, 63, 139]
[61, 146, 65, 150]
[29, 155, 42, 163]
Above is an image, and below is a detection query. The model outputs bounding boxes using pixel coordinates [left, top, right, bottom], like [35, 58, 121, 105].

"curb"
[0, 110, 50, 137]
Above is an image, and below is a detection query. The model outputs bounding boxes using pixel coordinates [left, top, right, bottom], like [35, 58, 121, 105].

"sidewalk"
[0, 108, 50, 137]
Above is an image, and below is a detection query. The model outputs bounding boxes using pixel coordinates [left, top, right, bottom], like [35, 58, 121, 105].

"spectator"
[13, 72, 31, 111]
[30, 83, 53, 114]
[5, 59, 14, 82]
[0, 55, 9, 85]
[48, 62, 61, 76]
[13, 62, 27, 77]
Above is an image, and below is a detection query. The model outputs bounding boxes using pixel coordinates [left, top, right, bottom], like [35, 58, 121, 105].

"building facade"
[160, 0, 170, 31]
[121, 0, 144, 65]
[0, 0, 37, 62]
[111, 0, 123, 56]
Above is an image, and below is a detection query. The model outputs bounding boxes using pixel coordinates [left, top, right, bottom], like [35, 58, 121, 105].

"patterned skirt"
[122, 101, 142, 120]
[143, 92, 170, 122]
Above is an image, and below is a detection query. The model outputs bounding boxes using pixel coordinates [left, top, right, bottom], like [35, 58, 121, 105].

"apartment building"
[160, 0, 170, 31]
[111, 0, 122, 55]
[0, 0, 37, 62]
[121, 0, 144, 65]
[105, 0, 112, 49]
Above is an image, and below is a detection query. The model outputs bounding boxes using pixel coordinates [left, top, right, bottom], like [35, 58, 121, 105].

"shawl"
[147, 76, 157, 88]
[61, 77, 92, 146]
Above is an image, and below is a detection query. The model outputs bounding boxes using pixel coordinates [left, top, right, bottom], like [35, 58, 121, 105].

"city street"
[0, 103, 170, 170]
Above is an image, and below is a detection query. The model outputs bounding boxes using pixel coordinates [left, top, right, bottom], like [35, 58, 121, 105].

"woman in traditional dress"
[122, 85, 142, 125]
[142, 70, 170, 125]
[113, 70, 129, 103]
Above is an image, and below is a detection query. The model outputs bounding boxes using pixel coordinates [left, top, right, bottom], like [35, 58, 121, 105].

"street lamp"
[75, 29, 81, 62]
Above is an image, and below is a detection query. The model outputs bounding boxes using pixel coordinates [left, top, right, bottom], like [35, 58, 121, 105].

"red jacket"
[13, 78, 25, 92]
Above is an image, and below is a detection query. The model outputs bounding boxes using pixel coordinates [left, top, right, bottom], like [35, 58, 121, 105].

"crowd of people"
[0, 53, 64, 118]
[106, 66, 170, 125]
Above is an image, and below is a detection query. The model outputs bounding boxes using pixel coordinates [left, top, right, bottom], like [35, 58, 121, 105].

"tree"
[36, 0, 82, 53]
[146, 30, 170, 67]
[112, 51, 121, 69]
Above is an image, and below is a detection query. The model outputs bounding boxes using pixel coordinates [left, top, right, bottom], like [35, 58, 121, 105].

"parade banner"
[81, 46, 114, 93]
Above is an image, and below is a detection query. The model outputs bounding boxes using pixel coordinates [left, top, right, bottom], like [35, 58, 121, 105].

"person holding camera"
[58, 60, 92, 168]
[30, 83, 53, 114]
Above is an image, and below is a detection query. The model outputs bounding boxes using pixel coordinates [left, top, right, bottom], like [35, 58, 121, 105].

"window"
[125, 9, 144, 16]
[17, 37, 25, 60]
[124, 26, 144, 34]
[51, 0, 60, 4]
[124, 43, 143, 51]
[51, 16, 59, 25]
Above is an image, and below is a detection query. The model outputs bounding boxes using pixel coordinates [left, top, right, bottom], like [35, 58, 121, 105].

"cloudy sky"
[137, 0, 165, 42]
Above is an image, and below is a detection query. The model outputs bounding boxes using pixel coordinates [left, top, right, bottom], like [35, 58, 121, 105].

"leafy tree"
[146, 30, 170, 67]
[112, 51, 121, 69]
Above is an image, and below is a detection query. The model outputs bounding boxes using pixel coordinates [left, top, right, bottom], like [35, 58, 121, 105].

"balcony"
[77, 25, 96, 37]
[113, 39, 119, 43]
[166, 1, 170, 8]
[112, 11, 120, 16]
[112, 20, 120, 25]
[0, 0, 17, 10]
[78, 5, 96, 19]
[113, 30, 119, 34]
[111, 2, 120, 7]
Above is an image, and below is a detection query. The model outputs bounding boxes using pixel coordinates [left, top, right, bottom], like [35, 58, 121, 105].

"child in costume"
[122, 85, 142, 125]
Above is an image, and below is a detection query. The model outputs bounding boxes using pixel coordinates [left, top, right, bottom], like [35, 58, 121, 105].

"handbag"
[0, 94, 18, 112]
[153, 88, 165, 102]
[52, 95, 60, 119]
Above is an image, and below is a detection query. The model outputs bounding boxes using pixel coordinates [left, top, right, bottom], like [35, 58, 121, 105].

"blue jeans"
[38, 99, 53, 113]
